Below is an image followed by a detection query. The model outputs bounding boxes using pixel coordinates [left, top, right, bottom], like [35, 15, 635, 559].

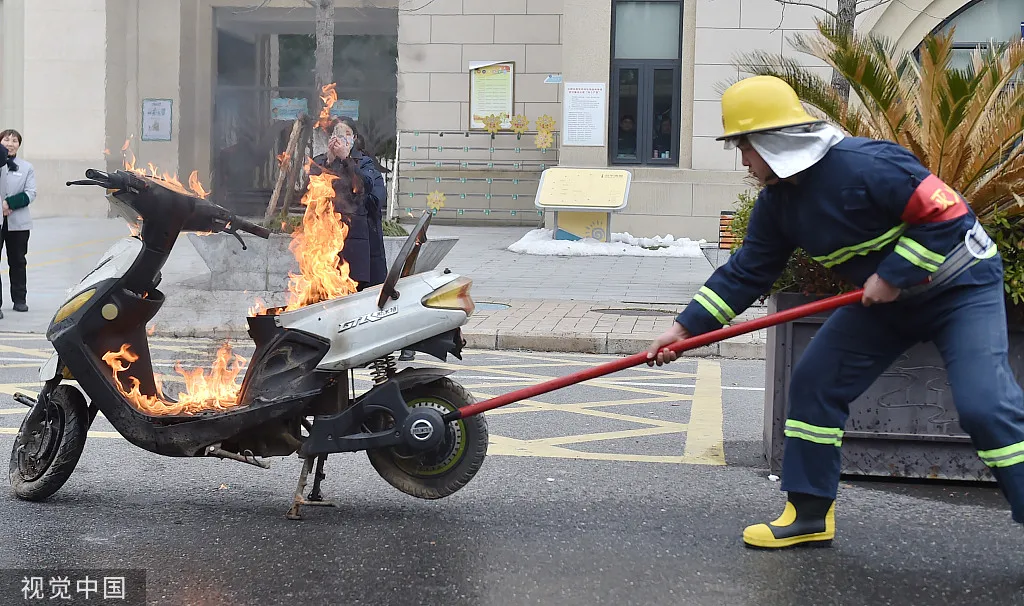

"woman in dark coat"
[309, 117, 388, 290]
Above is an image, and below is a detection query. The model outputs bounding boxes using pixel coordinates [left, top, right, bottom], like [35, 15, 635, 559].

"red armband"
[902, 174, 969, 223]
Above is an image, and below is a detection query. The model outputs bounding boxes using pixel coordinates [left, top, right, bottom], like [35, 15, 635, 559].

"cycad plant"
[728, 20, 1024, 308]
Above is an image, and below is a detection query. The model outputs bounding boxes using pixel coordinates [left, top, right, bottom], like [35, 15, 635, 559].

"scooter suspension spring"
[371, 355, 397, 384]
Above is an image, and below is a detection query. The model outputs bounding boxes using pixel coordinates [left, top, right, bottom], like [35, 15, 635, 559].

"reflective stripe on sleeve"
[692, 286, 735, 326]
[979, 441, 1024, 468]
[784, 419, 844, 447]
[894, 236, 945, 273]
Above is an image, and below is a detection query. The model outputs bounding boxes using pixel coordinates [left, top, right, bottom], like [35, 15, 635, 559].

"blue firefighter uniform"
[676, 135, 1024, 524]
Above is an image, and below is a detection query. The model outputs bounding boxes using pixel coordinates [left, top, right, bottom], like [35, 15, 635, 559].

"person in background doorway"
[0, 129, 36, 318]
[308, 117, 385, 291]
[337, 116, 388, 284]
[333, 117, 416, 361]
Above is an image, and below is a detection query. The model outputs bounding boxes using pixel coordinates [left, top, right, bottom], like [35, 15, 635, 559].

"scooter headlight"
[422, 277, 474, 317]
[53, 289, 97, 322]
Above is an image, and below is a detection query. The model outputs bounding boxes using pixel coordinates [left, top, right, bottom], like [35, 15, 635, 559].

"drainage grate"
[476, 302, 511, 311]
[591, 308, 678, 317]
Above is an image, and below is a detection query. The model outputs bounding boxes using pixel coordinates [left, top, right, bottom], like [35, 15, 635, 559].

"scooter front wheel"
[366, 378, 487, 499]
[9, 385, 90, 501]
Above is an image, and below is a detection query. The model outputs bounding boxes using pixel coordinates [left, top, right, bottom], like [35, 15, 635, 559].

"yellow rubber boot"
[743, 493, 835, 549]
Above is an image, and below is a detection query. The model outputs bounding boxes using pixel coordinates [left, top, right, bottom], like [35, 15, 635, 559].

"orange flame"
[276, 151, 290, 171]
[316, 83, 338, 131]
[280, 158, 358, 311]
[119, 139, 210, 199]
[247, 83, 358, 318]
[102, 342, 248, 416]
[188, 170, 209, 199]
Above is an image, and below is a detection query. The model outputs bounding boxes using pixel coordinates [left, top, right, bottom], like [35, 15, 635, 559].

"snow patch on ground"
[508, 228, 706, 257]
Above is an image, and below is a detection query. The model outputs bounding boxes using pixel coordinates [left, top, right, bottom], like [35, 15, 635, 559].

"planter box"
[186, 233, 297, 291]
[764, 292, 1024, 482]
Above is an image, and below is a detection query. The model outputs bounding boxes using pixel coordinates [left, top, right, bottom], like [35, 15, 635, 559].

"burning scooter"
[9, 167, 486, 519]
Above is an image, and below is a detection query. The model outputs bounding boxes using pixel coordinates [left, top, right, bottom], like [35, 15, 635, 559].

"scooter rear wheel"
[9, 385, 90, 501]
[367, 378, 487, 499]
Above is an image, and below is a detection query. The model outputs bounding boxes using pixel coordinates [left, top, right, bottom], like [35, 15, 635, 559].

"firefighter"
[646, 75, 1024, 548]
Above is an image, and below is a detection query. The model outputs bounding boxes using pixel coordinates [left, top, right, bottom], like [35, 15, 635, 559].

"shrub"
[729, 190, 853, 301]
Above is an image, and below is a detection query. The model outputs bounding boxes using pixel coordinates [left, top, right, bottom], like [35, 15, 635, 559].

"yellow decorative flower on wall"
[426, 190, 447, 211]
[511, 114, 530, 135]
[482, 114, 503, 135]
[535, 131, 555, 150]
[535, 114, 556, 134]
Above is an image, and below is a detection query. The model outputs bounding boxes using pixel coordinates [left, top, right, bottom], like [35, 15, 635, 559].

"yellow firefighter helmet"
[717, 75, 822, 141]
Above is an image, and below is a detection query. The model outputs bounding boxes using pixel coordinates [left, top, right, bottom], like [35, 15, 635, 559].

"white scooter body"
[42, 219, 473, 379]
[15, 171, 489, 509]
[277, 269, 471, 370]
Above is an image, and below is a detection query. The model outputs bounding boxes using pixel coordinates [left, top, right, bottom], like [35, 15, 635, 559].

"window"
[609, 0, 682, 166]
[932, 0, 1023, 73]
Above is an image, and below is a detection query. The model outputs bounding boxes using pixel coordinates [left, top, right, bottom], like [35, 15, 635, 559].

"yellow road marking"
[683, 360, 726, 465]
[0, 345, 725, 466]
[488, 435, 692, 464]
[536, 426, 685, 446]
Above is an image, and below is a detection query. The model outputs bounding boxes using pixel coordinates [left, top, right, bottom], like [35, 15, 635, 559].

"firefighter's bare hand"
[646, 322, 690, 367]
[862, 273, 900, 306]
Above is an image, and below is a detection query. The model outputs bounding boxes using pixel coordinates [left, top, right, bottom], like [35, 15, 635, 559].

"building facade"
[0, 0, 1019, 242]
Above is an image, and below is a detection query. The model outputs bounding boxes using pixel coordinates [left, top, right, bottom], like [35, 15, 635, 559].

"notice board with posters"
[562, 82, 607, 146]
[468, 61, 515, 130]
[141, 99, 172, 141]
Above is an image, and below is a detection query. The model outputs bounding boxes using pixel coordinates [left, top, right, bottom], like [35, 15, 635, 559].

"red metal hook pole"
[446, 289, 865, 421]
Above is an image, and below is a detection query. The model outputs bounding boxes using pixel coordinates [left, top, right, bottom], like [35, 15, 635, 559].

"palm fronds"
[733, 18, 1024, 221]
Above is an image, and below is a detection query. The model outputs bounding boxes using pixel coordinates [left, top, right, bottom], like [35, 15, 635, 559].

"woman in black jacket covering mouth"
[308, 116, 388, 291]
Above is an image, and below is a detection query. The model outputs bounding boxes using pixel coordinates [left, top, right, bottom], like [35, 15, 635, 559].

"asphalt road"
[0, 334, 1022, 605]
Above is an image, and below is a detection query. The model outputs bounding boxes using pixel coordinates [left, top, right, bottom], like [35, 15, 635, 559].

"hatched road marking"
[0, 333, 729, 466]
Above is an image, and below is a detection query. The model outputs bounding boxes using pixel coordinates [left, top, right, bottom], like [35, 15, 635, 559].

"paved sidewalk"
[0, 218, 767, 358]
[426, 225, 765, 358]
[461, 299, 766, 358]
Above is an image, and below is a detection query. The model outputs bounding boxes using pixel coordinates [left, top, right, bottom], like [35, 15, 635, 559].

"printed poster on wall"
[469, 61, 514, 130]
[141, 98, 172, 141]
[329, 99, 360, 121]
[271, 98, 309, 121]
[562, 83, 606, 146]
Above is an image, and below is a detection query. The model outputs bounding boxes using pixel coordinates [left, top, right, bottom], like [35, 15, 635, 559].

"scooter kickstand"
[285, 455, 337, 520]
[286, 457, 315, 520]
[307, 454, 332, 503]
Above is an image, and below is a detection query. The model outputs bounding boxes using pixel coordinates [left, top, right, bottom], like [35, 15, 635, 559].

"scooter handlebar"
[68, 169, 149, 192]
[229, 217, 271, 239]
